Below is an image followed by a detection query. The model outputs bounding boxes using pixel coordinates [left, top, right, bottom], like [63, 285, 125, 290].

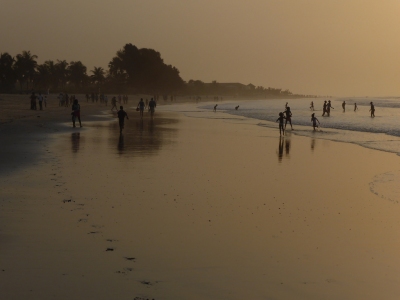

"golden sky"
[1, 0, 399, 96]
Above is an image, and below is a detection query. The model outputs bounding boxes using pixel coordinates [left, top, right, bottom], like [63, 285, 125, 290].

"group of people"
[58, 93, 78, 107]
[84, 93, 129, 105]
[276, 104, 293, 136]
[278, 100, 377, 135]
[29, 92, 47, 110]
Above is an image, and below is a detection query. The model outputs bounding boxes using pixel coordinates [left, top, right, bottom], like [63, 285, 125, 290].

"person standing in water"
[284, 106, 293, 130]
[311, 113, 320, 131]
[71, 99, 82, 128]
[322, 100, 327, 116]
[327, 100, 334, 116]
[369, 102, 375, 117]
[148, 98, 156, 118]
[117, 106, 129, 133]
[276, 112, 286, 136]
[310, 101, 314, 111]
[354, 103, 358, 111]
[342, 101, 346, 112]
[111, 96, 118, 111]
[137, 98, 145, 118]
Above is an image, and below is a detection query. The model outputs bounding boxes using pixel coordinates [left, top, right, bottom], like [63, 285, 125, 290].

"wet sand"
[1, 95, 400, 299]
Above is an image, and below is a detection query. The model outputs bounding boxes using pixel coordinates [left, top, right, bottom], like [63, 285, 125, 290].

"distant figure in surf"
[322, 100, 327, 116]
[137, 98, 145, 118]
[369, 102, 375, 117]
[284, 106, 293, 130]
[342, 101, 346, 112]
[327, 100, 334, 117]
[213, 104, 218, 112]
[311, 113, 320, 131]
[285, 102, 288, 109]
[235, 105, 239, 110]
[354, 103, 358, 111]
[276, 112, 286, 136]
[111, 97, 118, 111]
[310, 101, 314, 111]
[148, 98, 156, 118]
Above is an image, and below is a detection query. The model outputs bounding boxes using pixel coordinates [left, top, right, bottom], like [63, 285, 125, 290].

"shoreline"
[1, 95, 400, 299]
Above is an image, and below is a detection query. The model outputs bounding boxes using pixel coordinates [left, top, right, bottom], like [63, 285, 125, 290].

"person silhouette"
[284, 106, 293, 130]
[369, 102, 375, 117]
[117, 106, 129, 133]
[71, 99, 82, 128]
[137, 98, 145, 118]
[311, 113, 320, 131]
[342, 101, 346, 112]
[276, 112, 286, 136]
[322, 100, 327, 116]
[327, 100, 334, 116]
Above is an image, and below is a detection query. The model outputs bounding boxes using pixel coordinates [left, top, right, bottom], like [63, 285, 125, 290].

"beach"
[1, 95, 400, 300]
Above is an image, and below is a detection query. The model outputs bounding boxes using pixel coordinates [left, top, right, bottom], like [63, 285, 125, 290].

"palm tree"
[14, 50, 38, 91]
[44, 60, 58, 89]
[0, 52, 16, 92]
[68, 61, 88, 89]
[90, 66, 105, 88]
[55, 60, 69, 89]
[35, 64, 51, 91]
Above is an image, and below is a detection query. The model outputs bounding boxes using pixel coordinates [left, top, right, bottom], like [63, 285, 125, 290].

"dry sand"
[1, 94, 400, 300]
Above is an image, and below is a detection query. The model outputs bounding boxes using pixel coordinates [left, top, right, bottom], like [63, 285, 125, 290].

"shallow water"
[199, 97, 400, 155]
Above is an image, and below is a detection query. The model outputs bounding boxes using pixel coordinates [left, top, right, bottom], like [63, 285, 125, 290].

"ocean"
[199, 97, 400, 156]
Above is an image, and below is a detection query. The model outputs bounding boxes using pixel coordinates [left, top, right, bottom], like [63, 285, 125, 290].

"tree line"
[0, 43, 310, 98]
[0, 43, 184, 94]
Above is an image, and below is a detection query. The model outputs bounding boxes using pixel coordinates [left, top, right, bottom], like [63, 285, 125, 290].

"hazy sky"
[1, 0, 399, 96]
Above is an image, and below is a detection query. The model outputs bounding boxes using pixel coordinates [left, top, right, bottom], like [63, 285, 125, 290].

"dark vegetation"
[0, 43, 311, 98]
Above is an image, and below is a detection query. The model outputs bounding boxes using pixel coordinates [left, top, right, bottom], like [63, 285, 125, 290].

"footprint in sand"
[369, 170, 400, 203]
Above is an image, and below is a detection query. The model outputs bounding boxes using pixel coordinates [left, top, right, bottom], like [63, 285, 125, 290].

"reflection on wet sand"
[71, 132, 81, 153]
[111, 116, 179, 156]
[311, 137, 316, 151]
[277, 135, 291, 162]
[278, 136, 284, 162]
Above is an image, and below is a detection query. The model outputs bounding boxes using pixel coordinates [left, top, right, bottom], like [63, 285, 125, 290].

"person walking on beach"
[71, 99, 82, 128]
[342, 101, 346, 112]
[30, 92, 37, 110]
[311, 113, 320, 131]
[310, 101, 314, 111]
[111, 96, 118, 111]
[213, 104, 218, 112]
[148, 97, 156, 118]
[117, 106, 129, 133]
[137, 98, 145, 118]
[284, 106, 293, 130]
[276, 112, 286, 136]
[322, 100, 327, 116]
[327, 100, 334, 117]
[369, 102, 375, 117]
[38, 93, 44, 110]
[354, 103, 358, 111]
